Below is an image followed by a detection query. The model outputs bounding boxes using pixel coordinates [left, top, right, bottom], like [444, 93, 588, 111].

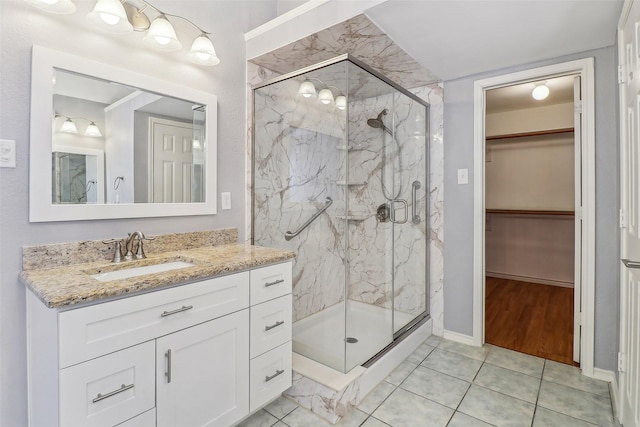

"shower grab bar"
[412, 181, 421, 224]
[284, 197, 333, 241]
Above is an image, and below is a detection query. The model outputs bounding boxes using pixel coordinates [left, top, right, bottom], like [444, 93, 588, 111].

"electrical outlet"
[221, 192, 231, 210]
[0, 139, 16, 168]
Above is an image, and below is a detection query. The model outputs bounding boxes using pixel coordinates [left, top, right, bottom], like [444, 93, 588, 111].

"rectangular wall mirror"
[30, 46, 217, 222]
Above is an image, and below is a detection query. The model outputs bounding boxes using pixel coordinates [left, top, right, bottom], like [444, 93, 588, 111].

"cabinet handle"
[160, 305, 193, 317]
[265, 320, 285, 331]
[165, 349, 172, 383]
[265, 369, 285, 382]
[265, 279, 284, 287]
[92, 383, 134, 403]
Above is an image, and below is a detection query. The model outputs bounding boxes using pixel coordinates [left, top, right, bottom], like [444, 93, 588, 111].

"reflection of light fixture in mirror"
[193, 139, 201, 150]
[318, 88, 334, 105]
[85, 122, 103, 137]
[532, 82, 550, 100]
[298, 80, 317, 98]
[60, 118, 79, 134]
[143, 14, 182, 51]
[335, 95, 347, 110]
[187, 34, 220, 66]
[123, 2, 150, 31]
[24, 0, 76, 14]
[87, 0, 133, 34]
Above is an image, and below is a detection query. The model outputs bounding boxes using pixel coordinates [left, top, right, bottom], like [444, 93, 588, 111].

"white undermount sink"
[90, 261, 195, 282]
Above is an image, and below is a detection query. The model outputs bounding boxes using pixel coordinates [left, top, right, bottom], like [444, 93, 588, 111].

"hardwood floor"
[485, 276, 578, 366]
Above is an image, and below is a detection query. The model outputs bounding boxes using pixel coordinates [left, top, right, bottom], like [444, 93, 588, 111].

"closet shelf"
[486, 209, 574, 216]
[486, 127, 574, 141]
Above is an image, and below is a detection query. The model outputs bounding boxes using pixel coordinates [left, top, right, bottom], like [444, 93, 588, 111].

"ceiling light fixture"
[24, 0, 76, 15]
[87, 0, 133, 33]
[532, 82, 550, 100]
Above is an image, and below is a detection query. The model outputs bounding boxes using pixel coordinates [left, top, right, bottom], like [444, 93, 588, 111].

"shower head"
[367, 109, 392, 135]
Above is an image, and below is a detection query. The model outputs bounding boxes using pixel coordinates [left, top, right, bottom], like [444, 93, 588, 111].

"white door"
[573, 75, 583, 363]
[619, 1, 640, 425]
[156, 310, 249, 427]
[150, 118, 195, 203]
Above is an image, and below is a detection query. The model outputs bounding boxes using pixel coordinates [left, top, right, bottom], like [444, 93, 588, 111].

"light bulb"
[99, 12, 120, 25]
[318, 88, 334, 105]
[25, 0, 76, 14]
[298, 81, 316, 98]
[532, 84, 549, 100]
[335, 95, 347, 110]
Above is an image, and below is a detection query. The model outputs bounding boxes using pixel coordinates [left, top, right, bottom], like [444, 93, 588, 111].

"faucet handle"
[133, 233, 155, 260]
[102, 239, 124, 263]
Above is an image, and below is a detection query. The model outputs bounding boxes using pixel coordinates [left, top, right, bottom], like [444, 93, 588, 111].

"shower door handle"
[412, 181, 421, 224]
[390, 199, 408, 224]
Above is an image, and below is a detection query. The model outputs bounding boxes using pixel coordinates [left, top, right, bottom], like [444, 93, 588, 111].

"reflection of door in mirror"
[149, 117, 203, 203]
[51, 146, 105, 204]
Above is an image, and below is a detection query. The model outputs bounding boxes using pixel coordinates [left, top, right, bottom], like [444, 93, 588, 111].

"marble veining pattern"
[249, 14, 439, 90]
[21, 237, 295, 308]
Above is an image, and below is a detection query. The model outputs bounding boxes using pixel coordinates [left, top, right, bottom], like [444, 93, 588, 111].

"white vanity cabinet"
[26, 261, 293, 427]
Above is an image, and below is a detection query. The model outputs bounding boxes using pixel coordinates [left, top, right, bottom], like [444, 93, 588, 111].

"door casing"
[472, 58, 596, 376]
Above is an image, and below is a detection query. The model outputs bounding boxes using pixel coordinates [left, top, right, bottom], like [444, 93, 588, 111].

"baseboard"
[443, 330, 477, 346]
[486, 272, 574, 288]
[592, 368, 619, 423]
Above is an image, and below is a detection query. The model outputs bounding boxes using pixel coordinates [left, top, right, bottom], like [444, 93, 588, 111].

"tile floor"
[237, 336, 618, 427]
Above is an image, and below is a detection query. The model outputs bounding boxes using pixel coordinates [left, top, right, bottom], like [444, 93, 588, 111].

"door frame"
[472, 58, 596, 375]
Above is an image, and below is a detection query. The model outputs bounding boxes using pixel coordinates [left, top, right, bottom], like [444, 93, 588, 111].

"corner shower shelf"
[336, 180, 366, 186]
[336, 213, 370, 221]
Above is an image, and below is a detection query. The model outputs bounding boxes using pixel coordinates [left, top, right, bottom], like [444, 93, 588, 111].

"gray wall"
[0, 1, 276, 425]
[443, 46, 620, 372]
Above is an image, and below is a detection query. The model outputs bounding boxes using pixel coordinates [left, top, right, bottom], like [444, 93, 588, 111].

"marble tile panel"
[421, 349, 483, 382]
[532, 407, 599, 427]
[372, 388, 453, 427]
[384, 360, 418, 386]
[473, 363, 541, 404]
[264, 396, 299, 419]
[400, 365, 470, 409]
[447, 412, 496, 427]
[357, 380, 396, 414]
[272, 423, 287, 427]
[458, 384, 535, 427]
[537, 381, 614, 426]
[281, 407, 367, 427]
[438, 340, 489, 361]
[485, 345, 545, 378]
[542, 360, 610, 397]
[425, 335, 443, 347]
[235, 409, 278, 427]
[405, 342, 435, 365]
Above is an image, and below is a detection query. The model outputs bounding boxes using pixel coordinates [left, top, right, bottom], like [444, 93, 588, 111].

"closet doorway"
[472, 59, 596, 374]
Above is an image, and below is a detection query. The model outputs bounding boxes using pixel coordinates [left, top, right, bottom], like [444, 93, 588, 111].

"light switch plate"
[0, 139, 16, 168]
[221, 192, 231, 210]
[457, 168, 468, 185]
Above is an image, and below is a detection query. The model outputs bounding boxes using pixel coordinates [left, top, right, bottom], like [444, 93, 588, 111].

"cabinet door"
[156, 309, 249, 427]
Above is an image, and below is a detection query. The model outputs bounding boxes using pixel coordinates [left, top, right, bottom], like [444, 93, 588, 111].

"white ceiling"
[365, 0, 623, 81]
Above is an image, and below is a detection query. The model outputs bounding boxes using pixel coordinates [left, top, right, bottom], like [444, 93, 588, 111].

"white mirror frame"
[30, 45, 217, 222]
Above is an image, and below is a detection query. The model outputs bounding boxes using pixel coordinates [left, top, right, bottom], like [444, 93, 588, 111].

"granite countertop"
[20, 244, 295, 309]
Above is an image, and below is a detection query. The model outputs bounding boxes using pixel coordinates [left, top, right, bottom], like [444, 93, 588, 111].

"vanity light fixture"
[187, 34, 219, 66]
[532, 82, 550, 100]
[85, 122, 103, 137]
[335, 95, 347, 110]
[143, 14, 181, 51]
[59, 118, 79, 134]
[298, 80, 317, 98]
[24, 0, 76, 15]
[87, 0, 133, 34]
[318, 88, 334, 105]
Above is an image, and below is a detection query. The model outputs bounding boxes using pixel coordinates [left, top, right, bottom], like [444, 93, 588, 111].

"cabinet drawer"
[59, 272, 249, 368]
[250, 294, 292, 358]
[59, 341, 155, 427]
[250, 341, 292, 412]
[115, 409, 155, 426]
[250, 262, 292, 305]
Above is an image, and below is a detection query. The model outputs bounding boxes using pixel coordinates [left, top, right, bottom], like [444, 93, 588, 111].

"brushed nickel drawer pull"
[92, 383, 134, 403]
[265, 279, 284, 287]
[265, 369, 285, 382]
[265, 320, 285, 331]
[165, 349, 172, 383]
[161, 305, 193, 317]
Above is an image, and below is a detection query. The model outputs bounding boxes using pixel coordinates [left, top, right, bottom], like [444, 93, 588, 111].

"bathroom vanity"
[21, 230, 295, 427]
